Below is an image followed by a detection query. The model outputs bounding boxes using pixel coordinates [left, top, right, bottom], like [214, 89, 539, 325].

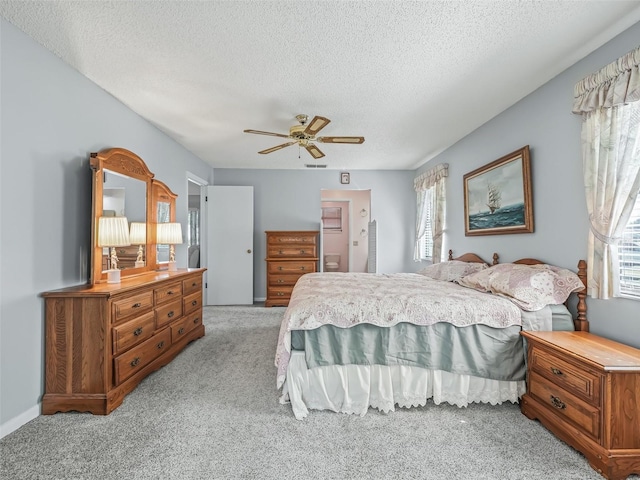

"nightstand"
[520, 331, 640, 480]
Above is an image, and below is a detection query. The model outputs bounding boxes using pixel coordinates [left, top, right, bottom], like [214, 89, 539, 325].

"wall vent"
[305, 164, 327, 168]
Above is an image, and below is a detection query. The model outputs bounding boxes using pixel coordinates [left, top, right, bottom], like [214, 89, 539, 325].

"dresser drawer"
[183, 291, 202, 315]
[113, 328, 171, 385]
[154, 282, 183, 305]
[171, 310, 203, 343]
[529, 371, 600, 440]
[530, 345, 600, 406]
[112, 311, 156, 355]
[268, 233, 317, 245]
[183, 276, 202, 295]
[267, 245, 317, 258]
[268, 273, 306, 286]
[268, 261, 316, 274]
[269, 285, 294, 299]
[112, 291, 153, 323]
[155, 299, 183, 329]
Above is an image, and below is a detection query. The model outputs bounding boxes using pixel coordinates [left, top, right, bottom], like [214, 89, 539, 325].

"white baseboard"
[0, 403, 41, 439]
[254, 297, 266, 302]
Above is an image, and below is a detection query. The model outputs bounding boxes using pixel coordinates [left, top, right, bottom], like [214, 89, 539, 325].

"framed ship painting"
[463, 146, 533, 236]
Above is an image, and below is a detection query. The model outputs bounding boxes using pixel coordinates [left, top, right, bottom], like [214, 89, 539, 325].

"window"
[418, 188, 434, 260]
[619, 195, 640, 298]
[322, 207, 342, 231]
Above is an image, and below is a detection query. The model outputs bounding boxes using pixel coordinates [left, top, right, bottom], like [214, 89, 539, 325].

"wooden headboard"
[447, 249, 589, 332]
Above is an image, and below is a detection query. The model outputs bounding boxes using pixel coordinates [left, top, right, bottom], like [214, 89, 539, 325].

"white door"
[206, 186, 254, 305]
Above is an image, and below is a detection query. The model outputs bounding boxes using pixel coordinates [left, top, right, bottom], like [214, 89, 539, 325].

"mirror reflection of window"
[157, 201, 171, 263]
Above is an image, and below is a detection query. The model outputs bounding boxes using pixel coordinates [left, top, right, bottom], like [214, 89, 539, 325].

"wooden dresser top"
[41, 268, 206, 298]
[522, 331, 640, 371]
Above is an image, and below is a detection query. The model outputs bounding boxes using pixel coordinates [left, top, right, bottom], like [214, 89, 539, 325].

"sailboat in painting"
[486, 183, 501, 214]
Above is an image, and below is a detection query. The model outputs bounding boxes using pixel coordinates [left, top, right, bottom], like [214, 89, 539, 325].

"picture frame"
[463, 145, 533, 236]
[340, 172, 350, 184]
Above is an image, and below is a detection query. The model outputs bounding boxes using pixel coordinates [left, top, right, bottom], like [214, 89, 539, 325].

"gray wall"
[415, 21, 640, 348]
[0, 19, 213, 432]
[213, 169, 415, 298]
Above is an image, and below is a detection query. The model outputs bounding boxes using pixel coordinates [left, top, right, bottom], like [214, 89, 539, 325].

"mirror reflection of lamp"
[129, 222, 146, 268]
[157, 222, 183, 272]
[98, 216, 131, 283]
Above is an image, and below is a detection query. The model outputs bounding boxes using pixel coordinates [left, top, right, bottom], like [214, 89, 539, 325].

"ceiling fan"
[243, 114, 365, 159]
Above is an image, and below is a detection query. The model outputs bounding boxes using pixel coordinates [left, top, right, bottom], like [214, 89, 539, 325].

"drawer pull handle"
[300, 250, 305, 254]
[193, 317, 200, 324]
[550, 367, 563, 376]
[167, 311, 175, 318]
[130, 357, 140, 367]
[300, 267, 305, 271]
[550, 395, 566, 410]
[133, 327, 143, 336]
[279, 250, 284, 254]
[157, 341, 165, 349]
[278, 266, 283, 271]
[132, 303, 142, 308]
[192, 300, 198, 306]
[192, 282, 197, 287]
[167, 291, 174, 295]
[277, 292, 284, 296]
[178, 327, 185, 335]
[277, 279, 283, 283]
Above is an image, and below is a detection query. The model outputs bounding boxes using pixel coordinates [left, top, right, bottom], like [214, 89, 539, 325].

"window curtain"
[572, 45, 640, 299]
[414, 163, 448, 262]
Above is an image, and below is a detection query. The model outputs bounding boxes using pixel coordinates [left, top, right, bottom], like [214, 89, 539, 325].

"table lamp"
[129, 222, 146, 268]
[98, 216, 131, 283]
[157, 222, 183, 271]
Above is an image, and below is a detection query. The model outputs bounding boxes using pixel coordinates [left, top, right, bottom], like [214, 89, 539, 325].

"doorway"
[320, 189, 371, 273]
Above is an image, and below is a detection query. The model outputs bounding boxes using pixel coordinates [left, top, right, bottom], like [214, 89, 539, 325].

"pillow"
[457, 263, 584, 311]
[417, 260, 488, 282]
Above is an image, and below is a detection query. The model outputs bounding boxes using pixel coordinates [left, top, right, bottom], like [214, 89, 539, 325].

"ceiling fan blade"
[305, 143, 325, 159]
[244, 129, 291, 139]
[303, 116, 331, 136]
[317, 136, 365, 144]
[258, 142, 297, 154]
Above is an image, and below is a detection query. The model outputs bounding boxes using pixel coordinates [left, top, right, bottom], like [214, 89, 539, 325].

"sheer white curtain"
[414, 164, 448, 262]
[573, 45, 640, 299]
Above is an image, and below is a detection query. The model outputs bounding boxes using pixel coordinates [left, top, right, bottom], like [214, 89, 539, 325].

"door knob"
[247, 249, 252, 254]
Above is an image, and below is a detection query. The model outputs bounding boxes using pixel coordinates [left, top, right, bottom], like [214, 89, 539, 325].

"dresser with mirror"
[41, 148, 206, 415]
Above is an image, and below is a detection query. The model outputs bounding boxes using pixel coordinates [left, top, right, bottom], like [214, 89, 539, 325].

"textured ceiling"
[2, 1, 640, 170]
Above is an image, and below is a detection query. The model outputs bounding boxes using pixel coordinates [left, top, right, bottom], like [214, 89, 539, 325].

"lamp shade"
[157, 222, 183, 245]
[98, 216, 130, 247]
[129, 222, 146, 245]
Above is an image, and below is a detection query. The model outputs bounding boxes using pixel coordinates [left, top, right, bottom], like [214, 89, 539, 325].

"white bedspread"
[275, 272, 523, 389]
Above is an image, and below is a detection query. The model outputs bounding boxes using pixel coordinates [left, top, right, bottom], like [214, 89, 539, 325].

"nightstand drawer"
[530, 345, 600, 406]
[529, 371, 600, 440]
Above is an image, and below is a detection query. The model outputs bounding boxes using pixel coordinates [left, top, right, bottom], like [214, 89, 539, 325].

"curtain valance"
[414, 163, 448, 192]
[572, 45, 640, 113]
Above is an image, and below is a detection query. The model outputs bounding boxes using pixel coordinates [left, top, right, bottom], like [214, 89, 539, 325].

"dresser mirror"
[90, 148, 176, 284]
[150, 179, 177, 269]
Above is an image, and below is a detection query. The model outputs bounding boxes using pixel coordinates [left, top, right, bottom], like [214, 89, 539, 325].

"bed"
[275, 251, 588, 419]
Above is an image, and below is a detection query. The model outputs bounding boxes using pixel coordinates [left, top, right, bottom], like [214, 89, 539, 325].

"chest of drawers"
[520, 331, 640, 480]
[265, 231, 318, 307]
[42, 269, 205, 415]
